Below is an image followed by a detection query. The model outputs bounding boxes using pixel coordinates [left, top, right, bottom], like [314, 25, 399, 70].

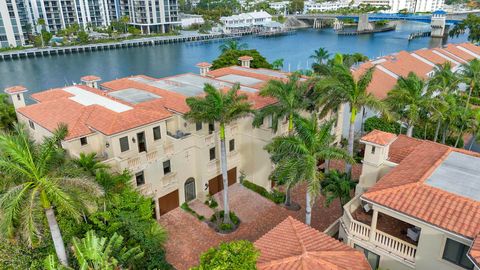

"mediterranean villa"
[4, 57, 340, 219]
[4, 42, 480, 270]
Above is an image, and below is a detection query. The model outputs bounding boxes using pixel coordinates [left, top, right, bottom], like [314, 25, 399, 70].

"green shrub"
[220, 223, 233, 231]
[242, 180, 286, 204]
[181, 202, 205, 221]
[210, 211, 240, 225]
[204, 196, 218, 209]
[191, 240, 259, 270]
[364, 116, 399, 134]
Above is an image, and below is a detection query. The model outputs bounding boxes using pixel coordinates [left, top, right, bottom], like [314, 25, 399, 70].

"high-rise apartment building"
[0, 0, 179, 48]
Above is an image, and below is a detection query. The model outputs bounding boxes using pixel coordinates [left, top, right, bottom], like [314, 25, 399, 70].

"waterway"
[0, 21, 468, 95]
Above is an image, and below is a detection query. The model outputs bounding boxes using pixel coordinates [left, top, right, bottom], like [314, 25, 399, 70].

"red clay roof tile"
[360, 129, 397, 146]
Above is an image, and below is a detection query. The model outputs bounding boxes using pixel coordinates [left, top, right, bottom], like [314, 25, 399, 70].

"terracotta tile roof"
[208, 66, 289, 86]
[360, 129, 397, 146]
[459, 42, 480, 56]
[388, 134, 423, 163]
[362, 133, 480, 238]
[31, 88, 74, 102]
[413, 48, 456, 67]
[81, 75, 101, 82]
[239, 55, 254, 61]
[4, 85, 27, 94]
[470, 235, 480, 268]
[443, 44, 477, 62]
[254, 216, 370, 270]
[196, 62, 212, 68]
[380, 51, 434, 79]
[353, 63, 398, 100]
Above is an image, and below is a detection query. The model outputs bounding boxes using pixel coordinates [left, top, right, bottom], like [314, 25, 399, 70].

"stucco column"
[154, 197, 161, 221]
[369, 209, 378, 242]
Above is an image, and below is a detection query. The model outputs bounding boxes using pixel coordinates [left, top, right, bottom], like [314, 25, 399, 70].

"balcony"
[342, 195, 418, 266]
[167, 130, 191, 139]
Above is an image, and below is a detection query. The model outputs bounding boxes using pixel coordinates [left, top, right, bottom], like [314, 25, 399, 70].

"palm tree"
[218, 40, 248, 53]
[37, 18, 46, 48]
[74, 152, 109, 176]
[321, 170, 356, 214]
[253, 74, 309, 208]
[44, 230, 144, 270]
[0, 94, 17, 131]
[265, 117, 353, 225]
[456, 59, 480, 147]
[310, 47, 330, 65]
[385, 72, 428, 137]
[185, 84, 252, 224]
[0, 124, 104, 266]
[316, 54, 389, 176]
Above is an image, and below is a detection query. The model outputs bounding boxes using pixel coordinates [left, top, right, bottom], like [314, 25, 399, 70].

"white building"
[180, 14, 204, 28]
[0, 0, 180, 48]
[220, 11, 272, 32]
[303, 1, 351, 13]
[356, 0, 444, 13]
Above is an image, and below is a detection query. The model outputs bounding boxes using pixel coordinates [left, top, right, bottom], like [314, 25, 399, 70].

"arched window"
[184, 178, 196, 202]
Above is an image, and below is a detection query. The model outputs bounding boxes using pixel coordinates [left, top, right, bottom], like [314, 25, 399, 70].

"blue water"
[0, 21, 468, 94]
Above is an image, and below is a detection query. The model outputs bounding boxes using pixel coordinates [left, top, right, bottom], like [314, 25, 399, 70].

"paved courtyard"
[159, 183, 344, 270]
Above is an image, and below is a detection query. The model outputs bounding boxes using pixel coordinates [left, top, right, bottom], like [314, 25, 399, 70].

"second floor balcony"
[341, 195, 420, 267]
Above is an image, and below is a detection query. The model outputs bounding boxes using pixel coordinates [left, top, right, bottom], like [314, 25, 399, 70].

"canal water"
[0, 21, 468, 94]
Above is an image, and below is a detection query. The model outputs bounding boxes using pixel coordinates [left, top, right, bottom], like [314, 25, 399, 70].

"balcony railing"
[342, 195, 417, 264]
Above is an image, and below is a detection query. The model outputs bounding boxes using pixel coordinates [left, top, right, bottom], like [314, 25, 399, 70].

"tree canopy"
[191, 240, 259, 270]
[211, 49, 273, 70]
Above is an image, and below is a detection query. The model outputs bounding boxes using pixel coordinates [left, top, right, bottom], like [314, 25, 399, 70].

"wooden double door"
[208, 167, 237, 195]
[158, 189, 179, 215]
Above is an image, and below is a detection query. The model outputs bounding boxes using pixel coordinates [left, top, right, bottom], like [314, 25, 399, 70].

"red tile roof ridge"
[257, 251, 357, 270]
[470, 234, 480, 267]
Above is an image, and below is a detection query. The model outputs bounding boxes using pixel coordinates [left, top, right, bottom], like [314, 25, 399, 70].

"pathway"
[159, 183, 343, 270]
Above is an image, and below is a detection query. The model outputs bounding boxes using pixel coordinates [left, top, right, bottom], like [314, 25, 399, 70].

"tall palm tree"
[253, 74, 309, 208]
[310, 47, 330, 65]
[321, 170, 356, 214]
[0, 124, 103, 266]
[265, 117, 353, 225]
[385, 72, 429, 137]
[185, 84, 252, 224]
[315, 54, 389, 176]
[218, 40, 248, 53]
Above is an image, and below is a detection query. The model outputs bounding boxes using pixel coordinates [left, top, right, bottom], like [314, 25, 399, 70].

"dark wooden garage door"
[158, 189, 179, 215]
[208, 167, 237, 195]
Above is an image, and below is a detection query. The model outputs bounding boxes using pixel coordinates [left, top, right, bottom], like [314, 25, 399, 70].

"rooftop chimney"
[81, 75, 102, 88]
[196, 62, 212, 76]
[239, 56, 253, 68]
[4, 85, 28, 109]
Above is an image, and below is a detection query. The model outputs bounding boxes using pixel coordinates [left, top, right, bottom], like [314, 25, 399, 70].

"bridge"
[294, 10, 480, 25]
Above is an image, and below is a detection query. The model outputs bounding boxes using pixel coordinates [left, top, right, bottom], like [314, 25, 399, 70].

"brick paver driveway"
[159, 183, 343, 270]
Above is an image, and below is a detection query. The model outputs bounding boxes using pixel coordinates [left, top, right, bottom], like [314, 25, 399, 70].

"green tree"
[185, 84, 252, 224]
[449, 14, 480, 43]
[218, 40, 248, 53]
[321, 170, 356, 213]
[253, 74, 309, 208]
[0, 124, 103, 266]
[211, 49, 273, 70]
[316, 54, 389, 176]
[37, 18, 46, 47]
[310, 47, 330, 65]
[385, 72, 428, 137]
[191, 240, 259, 270]
[456, 59, 480, 146]
[288, 0, 304, 14]
[265, 117, 353, 225]
[74, 153, 109, 176]
[44, 230, 144, 270]
[0, 94, 17, 131]
[271, 58, 284, 70]
[77, 31, 89, 44]
[120, 16, 130, 33]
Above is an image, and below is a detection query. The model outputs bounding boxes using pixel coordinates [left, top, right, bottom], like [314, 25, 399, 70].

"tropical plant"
[456, 59, 480, 146]
[0, 93, 17, 131]
[315, 54, 389, 176]
[321, 170, 356, 213]
[191, 240, 259, 270]
[310, 47, 330, 64]
[37, 18, 46, 48]
[0, 124, 104, 266]
[385, 72, 429, 137]
[271, 58, 284, 70]
[253, 74, 309, 208]
[211, 49, 272, 70]
[185, 84, 252, 224]
[74, 153, 109, 176]
[218, 40, 248, 53]
[44, 230, 144, 270]
[265, 117, 353, 225]
[449, 14, 480, 43]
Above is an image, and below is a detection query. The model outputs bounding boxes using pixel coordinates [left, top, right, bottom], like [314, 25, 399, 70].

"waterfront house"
[339, 42, 480, 139]
[254, 216, 371, 270]
[220, 11, 273, 33]
[340, 129, 480, 270]
[4, 57, 341, 220]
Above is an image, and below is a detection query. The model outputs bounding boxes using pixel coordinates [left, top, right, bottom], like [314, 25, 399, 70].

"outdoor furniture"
[407, 227, 421, 242]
